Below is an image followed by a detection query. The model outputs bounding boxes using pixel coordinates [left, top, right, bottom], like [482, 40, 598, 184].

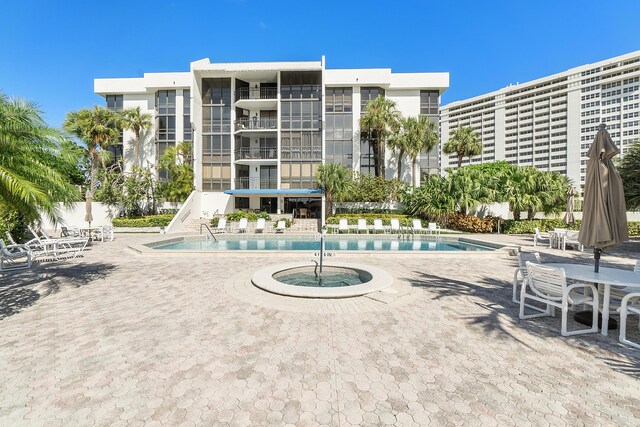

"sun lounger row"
[327, 219, 441, 235]
[211, 218, 287, 234]
[1, 227, 89, 271]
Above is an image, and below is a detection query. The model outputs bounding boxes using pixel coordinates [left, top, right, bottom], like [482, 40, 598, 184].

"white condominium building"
[440, 50, 640, 187]
[94, 57, 448, 220]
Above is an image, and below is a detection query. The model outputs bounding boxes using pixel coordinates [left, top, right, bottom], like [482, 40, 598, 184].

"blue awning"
[224, 189, 322, 195]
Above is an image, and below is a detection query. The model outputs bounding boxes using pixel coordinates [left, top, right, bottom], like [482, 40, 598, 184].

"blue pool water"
[151, 238, 493, 252]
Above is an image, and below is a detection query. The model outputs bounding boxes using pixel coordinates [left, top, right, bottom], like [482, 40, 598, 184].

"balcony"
[234, 177, 278, 190]
[235, 87, 277, 101]
[234, 117, 278, 132]
[234, 147, 278, 160]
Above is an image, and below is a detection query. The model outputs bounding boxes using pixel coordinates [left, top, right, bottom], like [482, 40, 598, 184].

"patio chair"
[519, 262, 599, 336]
[238, 218, 248, 233]
[27, 226, 88, 259]
[533, 228, 551, 248]
[93, 225, 114, 242]
[214, 218, 227, 233]
[373, 219, 386, 234]
[60, 226, 80, 238]
[427, 222, 441, 236]
[0, 239, 32, 272]
[275, 220, 286, 233]
[412, 219, 426, 234]
[562, 230, 583, 251]
[338, 219, 349, 234]
[255, 218, 266, 233]
[357, 219, 368, 234]
[618, 292, 640, 349]
[512, 251, 541, 304]
[390, 219, 401, 234]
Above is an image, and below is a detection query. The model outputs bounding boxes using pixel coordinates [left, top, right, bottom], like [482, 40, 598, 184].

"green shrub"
[225, 211, 271, 222]
[501, 219, 640, 236]
[210, 217, 220, 227]
[501, 219, 580, 234]
[159, 208, 180, 215]
[112, 214, 175, 228]
[0, 206, 29, 242]
[446, 213, 493, 233]
[326, 214, 413, 227]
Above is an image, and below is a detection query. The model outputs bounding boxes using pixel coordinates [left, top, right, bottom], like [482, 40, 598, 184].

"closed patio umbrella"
[578, 123, 628, 272]
[563, 186, 575, 226]
[85, 190, 94, 228]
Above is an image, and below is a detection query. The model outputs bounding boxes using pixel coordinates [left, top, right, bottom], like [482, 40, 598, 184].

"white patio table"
[547, 263, 640, 336]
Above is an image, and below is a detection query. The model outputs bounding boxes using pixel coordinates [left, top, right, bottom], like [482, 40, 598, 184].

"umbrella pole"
[594, 247, 601, 273]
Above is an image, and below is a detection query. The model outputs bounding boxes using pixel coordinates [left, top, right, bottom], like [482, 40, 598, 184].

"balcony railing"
[234, 177, 278, 190]
[235, 87, 277, 101]
[234, 117, 278, 131]
[234, 147, 278, 160]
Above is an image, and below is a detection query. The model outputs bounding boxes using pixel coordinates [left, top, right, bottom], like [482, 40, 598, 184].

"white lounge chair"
[255, 218, 266, 233]
[0, 239, 32, 272]
[275, 220, 286, 233]
[338, 219, 349, 234]
[561, 230, 583, 251]
[27, 226, 88, 259]
[533, 227, 551, 248]
[520, 262, 599, 336]
[412, 219, 426, 234]
[373, 219, 386, 234]
[512, 251, 541, 304]
[357, 219, 368, 234]
[427, 222, 441, 236]
[214, 218, 227, 233]
[390, 219, 401, 234]
[618, 292, 640, 349]
[237, 218, 248, 233]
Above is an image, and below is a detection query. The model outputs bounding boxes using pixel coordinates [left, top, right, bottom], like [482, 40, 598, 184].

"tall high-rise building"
[95, 57, 448, 220]
[440, 50, 640, 187]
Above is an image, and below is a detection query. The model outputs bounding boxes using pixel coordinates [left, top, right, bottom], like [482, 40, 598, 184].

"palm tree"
[0, 93, 80, 223]
[360, 96, 400, 178]
[63, 106, 122, 201]
[498, 166, 535, 220]
[121, 106, 152, 166]
[157, 141, 195, 203]
[405, 116, 439, 186]
[443, 126, 482, 168]
[315, 163, 351, 220]
[387, 119, 410, 182]
[403, 175, 455, 223]
[619, 141, 640, 210]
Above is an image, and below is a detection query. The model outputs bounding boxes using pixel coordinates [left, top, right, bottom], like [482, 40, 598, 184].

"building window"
[183, 90, 191, 141]
[234, 197, 250, 210]
[281, 161, 320, 190]
[420, 90, 439, 115]
[105, 94, 124, 164]
[326, 88, 353, 168]
[201, 78, 232, 191]
[360, 87, 385, 175]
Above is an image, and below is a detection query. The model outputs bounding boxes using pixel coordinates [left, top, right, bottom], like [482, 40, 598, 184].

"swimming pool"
[148, 236, 496, 252]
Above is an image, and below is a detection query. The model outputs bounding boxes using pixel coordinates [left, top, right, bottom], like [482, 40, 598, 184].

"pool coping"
[251, 262, 395, 298]
[127, 233, 519, 257]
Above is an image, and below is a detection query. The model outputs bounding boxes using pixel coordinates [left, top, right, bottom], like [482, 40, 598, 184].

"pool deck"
[1, 233, 639, 425]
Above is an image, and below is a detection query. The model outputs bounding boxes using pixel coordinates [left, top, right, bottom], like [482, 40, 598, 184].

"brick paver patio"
[1, 233, 639, 426]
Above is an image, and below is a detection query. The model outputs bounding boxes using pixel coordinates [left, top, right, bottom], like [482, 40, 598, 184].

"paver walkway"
[1, 233, 639, 426]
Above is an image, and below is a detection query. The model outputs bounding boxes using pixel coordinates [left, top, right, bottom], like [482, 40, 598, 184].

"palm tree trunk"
[411, 157, 418, 187]
[527, 208, 535, 220]
[135, 128, 141, 166]
[397, 149, 403, 181]
[457, 155, 463, 169]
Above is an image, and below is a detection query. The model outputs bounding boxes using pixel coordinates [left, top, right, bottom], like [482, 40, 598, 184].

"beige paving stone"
[0, 234, 639, 425]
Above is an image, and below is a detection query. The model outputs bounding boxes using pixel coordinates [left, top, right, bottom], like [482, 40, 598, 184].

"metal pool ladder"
[200, 223, 218, 242]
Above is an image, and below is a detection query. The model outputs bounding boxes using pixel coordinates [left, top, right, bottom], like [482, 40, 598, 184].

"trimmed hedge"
[225, 211, 271, 221]
[327, 214, 414, 227]
[501, 219, 640, 236]
[112, 214, 175, 228]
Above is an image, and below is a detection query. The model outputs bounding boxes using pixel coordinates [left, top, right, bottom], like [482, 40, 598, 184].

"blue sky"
[2, 0, 639, 127]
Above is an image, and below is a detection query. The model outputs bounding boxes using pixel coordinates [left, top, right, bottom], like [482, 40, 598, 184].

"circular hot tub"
[252, 262, 393, 298]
